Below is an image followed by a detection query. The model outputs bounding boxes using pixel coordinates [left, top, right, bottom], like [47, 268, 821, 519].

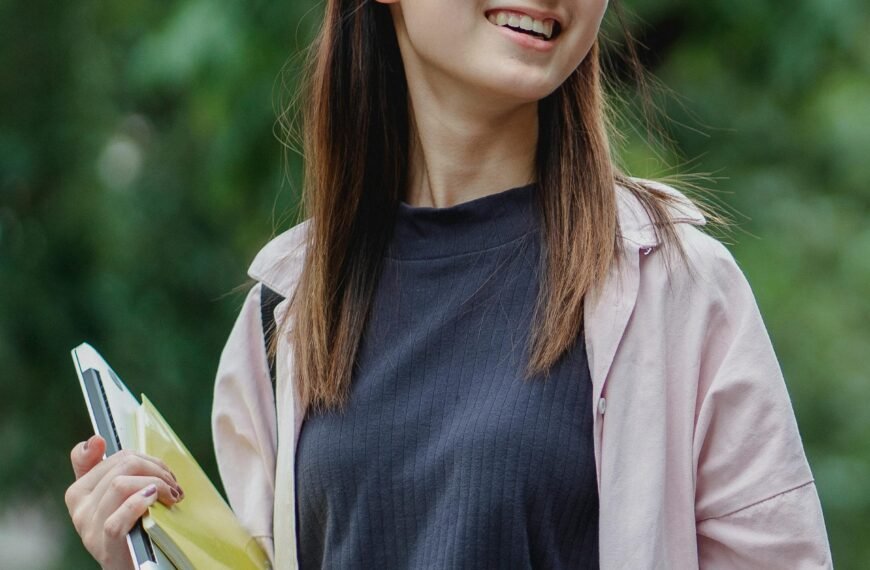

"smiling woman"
[380, 0, 606, 106]
[61, 0, 835, 568]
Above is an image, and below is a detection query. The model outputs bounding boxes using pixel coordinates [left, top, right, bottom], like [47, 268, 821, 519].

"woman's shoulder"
[617, 177, 749, 303]
[247, 218, 312, 298]
[615, 176, 709, 243]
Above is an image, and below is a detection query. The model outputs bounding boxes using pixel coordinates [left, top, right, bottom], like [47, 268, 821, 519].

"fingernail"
[170, 487, 179, 500]
[142, 484, 157, 497]
[83, 438, 90, 451]
[177, 486, 185, 499]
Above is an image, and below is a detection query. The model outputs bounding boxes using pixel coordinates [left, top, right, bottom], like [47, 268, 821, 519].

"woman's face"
[377, 0, 609, 103]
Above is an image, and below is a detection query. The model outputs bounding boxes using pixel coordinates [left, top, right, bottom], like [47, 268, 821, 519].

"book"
[72, 342, 271, 570]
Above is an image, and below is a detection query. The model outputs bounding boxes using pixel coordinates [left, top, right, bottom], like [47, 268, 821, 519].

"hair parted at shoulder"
[276, 0, 728, 415]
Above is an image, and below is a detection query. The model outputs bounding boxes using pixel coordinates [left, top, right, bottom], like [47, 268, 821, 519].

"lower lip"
[491, 22, 556, 53]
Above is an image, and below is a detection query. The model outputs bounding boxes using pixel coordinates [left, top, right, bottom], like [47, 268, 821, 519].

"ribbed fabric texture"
[294, 183, 599, 569]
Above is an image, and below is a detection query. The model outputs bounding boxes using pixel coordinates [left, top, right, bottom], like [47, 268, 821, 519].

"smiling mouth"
[484, 9, 563, 41]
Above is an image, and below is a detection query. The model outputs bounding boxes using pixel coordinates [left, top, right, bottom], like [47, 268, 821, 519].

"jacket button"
[598, 397, 606, 415]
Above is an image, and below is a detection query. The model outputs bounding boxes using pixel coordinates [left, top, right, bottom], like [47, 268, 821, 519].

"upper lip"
[484, 5, 565, 29]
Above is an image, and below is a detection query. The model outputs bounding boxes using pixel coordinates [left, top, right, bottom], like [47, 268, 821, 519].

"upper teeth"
[487, 10, 556, 39]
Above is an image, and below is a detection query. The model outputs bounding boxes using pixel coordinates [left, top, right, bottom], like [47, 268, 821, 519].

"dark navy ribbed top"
[294, 183, 599, 569]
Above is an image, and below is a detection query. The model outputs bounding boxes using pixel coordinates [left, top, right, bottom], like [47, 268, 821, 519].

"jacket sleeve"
[212, 283, 277, 564]
[692, 240, 833, 569]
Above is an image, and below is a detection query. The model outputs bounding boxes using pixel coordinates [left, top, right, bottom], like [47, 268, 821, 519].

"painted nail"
[170, 487, 179, 499]
[142, 484, 157, 497]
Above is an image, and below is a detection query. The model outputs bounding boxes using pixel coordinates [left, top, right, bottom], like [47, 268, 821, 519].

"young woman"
[66, 0, 833, 568]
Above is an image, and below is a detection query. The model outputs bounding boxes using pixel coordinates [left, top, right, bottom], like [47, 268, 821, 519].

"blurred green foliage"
[1, 0, 867, 567]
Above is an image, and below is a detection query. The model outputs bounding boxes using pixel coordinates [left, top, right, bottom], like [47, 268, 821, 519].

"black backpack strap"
[259, 283, 285, 403]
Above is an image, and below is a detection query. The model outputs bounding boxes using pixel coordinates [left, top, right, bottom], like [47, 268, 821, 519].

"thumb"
[71, 434, 106, 480]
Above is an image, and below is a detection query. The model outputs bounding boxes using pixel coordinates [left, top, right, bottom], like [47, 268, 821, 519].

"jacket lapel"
[584, 180, 707, 487]
[584, 244, 641, 488]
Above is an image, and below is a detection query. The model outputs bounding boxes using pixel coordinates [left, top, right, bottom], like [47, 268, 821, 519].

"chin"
[477, 73, 563, 104]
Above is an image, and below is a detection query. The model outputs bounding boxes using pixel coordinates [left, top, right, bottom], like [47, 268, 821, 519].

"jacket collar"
[615, 178, 707, 251]
[248, 221, 311, 298]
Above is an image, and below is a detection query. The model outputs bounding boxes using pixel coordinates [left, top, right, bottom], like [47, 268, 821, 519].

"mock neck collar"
[387, 183, 539, 260]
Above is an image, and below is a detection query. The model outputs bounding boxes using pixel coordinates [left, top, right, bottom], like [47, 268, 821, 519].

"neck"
[403, 78, 538, 208]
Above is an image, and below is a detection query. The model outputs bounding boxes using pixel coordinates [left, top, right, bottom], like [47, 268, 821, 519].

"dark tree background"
[1, 0, 867, 567]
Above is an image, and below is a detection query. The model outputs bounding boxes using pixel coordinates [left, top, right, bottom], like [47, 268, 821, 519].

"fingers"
[88, 452, 179, 503]
[92, 475, 182, 529]
[75, 449, 176, 495]
[105, 474, 181, 508]
[102, 484, 160, 543]
[71, 435, 105, 480]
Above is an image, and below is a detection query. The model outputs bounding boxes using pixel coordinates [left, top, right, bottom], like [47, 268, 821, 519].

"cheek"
[562, 1, 608, 66]
[399, 6, 478, 68]
[580, 0, 610, 24]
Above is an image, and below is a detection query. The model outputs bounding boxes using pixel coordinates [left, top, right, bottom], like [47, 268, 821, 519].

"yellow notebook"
[138, 396, 271, 570]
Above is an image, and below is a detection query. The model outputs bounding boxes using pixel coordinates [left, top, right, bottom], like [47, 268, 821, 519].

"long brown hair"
[282, 0, 724, 415]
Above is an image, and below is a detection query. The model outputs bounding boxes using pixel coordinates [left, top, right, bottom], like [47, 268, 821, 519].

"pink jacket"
[212, 181, 833, 569]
